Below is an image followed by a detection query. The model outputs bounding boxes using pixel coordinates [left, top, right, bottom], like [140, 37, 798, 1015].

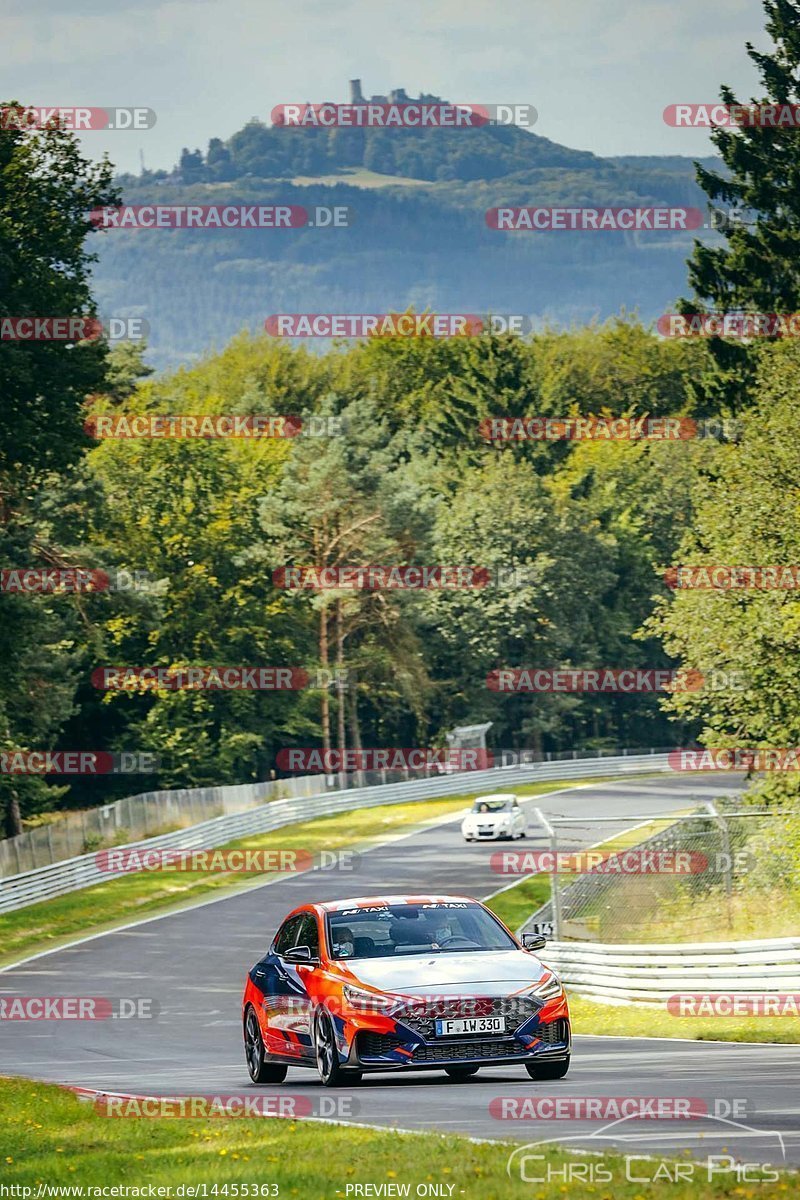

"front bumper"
[462, 824, 510, 840]
[348, 1015, 571, 1071]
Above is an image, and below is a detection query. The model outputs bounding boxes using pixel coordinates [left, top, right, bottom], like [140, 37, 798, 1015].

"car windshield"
[325, 902, 517, 960]
[471, 799, 512, 813]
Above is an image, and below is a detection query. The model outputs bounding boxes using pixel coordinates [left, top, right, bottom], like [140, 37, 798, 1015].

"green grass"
[485, 814, 800, 1044]
[484, 815, 690, 934]
[0, 775, 627, 969]
[570, 995, 800, 1044]
[484, 874, 553, 932]
[1, 1077, 793, 1197]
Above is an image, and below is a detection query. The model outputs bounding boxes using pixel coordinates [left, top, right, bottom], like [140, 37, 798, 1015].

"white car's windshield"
[326, 902, 516, 960]
[471, 799, 512, 814]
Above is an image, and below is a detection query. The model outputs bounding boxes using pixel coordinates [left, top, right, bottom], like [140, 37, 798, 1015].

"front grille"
[412, 1039, 528, 1062]
[538, 1019, 569, 1046]
[359, 1031, 402, 1058]
[392, 996, 538, 1040]
[356, 1024, 566, 1064]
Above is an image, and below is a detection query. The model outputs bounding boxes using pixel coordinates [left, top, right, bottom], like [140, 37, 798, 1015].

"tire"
[525, 1055, 570, 1080]
[315, 1009, 360, 1087]
[445, 1065, 479, 1080]
[244, 1006, 288, 1084]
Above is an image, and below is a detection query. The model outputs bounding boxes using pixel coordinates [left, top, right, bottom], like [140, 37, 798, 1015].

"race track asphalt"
[2, 772, 798, 1173]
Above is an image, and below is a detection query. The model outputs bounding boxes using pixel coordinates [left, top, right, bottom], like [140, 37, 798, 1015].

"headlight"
[531, 973, 563, 1001]
[342, 985, 398, 1014]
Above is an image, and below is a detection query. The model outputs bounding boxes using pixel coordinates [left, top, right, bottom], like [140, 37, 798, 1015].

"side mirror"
[522, 933, 547, 952]
[284, 944, 316, 963]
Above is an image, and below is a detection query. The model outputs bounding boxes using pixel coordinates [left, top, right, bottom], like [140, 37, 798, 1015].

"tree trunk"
[349, 670, 365, 788]
[335, 599, 347, 790]
[319, 604, 331, 758]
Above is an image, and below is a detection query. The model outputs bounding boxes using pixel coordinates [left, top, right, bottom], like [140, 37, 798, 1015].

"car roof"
[474, 793, 517, 802]
[317, 894, 479, 913]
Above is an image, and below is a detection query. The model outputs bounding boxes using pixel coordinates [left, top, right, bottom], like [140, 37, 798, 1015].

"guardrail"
[0, 773, 331, 877]
[0, 751, 669, 913]
[540, 937, 800, 1003]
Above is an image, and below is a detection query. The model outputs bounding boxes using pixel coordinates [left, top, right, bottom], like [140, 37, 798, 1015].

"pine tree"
[681, 0, 800, 408]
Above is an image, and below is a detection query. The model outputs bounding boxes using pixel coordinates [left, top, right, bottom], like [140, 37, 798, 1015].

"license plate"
[435, 1016, 506, 1036]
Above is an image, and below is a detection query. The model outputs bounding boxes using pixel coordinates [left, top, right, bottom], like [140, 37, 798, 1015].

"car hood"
[347, 949, 547, 995]
[464, 812, 508, 823]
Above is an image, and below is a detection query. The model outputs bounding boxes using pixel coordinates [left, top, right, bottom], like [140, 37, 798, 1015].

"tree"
[645, 341, 800, 801]
[206, 137, 234, 182]
[250, 393, 421, 763]
[178, 147, 206, 183]
[681, 0, 800, 408]
[0, 107, 118, 833]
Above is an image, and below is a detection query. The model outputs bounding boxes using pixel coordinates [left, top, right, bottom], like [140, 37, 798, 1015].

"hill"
[93, 86, 722, 370]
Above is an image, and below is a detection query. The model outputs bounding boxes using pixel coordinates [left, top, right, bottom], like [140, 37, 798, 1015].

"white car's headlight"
[342, 985, 398, 1014]
[531, 973, 563, 1001]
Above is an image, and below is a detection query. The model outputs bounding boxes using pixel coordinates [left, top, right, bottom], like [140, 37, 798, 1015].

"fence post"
[533, 807, 563, 940]
[705, 800, 734, 931]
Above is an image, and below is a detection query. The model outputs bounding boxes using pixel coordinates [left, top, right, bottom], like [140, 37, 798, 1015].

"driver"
[333, 925, 355, 958]
[431, 919, 454, 947]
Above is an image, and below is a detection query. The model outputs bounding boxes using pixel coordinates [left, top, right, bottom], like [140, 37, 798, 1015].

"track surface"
[2, 773, 798, 1170]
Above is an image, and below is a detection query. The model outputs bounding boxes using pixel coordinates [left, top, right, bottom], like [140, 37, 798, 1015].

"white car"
[462, 794, 527, 841]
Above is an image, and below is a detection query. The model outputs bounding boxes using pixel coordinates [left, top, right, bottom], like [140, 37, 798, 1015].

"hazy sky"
[3, 0, 768, 175]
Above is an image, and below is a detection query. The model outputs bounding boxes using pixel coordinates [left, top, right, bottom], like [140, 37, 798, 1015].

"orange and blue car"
[242, 893, 571, 1086]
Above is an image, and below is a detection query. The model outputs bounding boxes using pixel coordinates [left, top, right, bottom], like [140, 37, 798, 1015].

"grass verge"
[569, 995, 800, 1044]
[485, 815, 800, 1044]
[0, 1077, 792, 1197]
[0, 775, 626, 969]
[484, 814, 688, 934]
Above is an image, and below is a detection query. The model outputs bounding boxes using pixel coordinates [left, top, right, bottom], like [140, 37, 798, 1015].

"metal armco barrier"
[0, 751, 669, 913]
[540, 937, 800, 1003]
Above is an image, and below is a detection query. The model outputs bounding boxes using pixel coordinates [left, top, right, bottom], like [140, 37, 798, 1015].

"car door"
[289, 912, 320, 1048]
[254, 913, 307, 1058]
[512, 799, 525, 837]
[261, 911, 317, 1059]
